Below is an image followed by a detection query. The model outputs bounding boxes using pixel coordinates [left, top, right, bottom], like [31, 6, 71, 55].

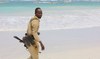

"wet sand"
[0, 27, 100, 59]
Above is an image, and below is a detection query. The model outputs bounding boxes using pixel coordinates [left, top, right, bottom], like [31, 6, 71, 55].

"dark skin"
[35, 9, 42, 19]
[35, 9, 45, 51]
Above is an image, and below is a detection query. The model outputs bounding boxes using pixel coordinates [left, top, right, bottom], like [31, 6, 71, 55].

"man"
[27, 7, 45, 59]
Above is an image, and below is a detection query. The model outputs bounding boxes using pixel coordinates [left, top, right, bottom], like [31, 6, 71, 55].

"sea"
[0, 2, 100, 31]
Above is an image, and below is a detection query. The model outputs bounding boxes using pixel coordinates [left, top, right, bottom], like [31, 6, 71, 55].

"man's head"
[35, 7, 42, 19]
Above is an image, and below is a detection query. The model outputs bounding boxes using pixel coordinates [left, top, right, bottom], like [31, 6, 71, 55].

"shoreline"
[0, 26, 100, 31]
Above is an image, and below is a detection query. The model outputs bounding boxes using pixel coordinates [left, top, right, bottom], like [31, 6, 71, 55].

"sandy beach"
[0, 27, 100, 59]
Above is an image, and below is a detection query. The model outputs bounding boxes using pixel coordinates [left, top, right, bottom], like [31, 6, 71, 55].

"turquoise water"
[0, 2, 100, 31]
[0, 2, 100, 13]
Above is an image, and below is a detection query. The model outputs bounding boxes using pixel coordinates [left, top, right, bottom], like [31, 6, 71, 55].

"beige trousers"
[27, 43, 39, 59]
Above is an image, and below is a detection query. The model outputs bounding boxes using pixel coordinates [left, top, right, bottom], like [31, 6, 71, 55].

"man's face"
[36, 9, 42, 19]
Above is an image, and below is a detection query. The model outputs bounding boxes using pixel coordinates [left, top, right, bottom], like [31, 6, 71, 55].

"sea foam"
[0, 8, 100, 31]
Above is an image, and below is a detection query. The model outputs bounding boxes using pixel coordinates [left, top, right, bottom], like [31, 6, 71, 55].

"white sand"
[0, 27, 100, 59]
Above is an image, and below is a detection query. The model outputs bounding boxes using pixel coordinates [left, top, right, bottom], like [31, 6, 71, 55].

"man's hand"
[41, 44, 45, 50]
[39, 41, 45, 51]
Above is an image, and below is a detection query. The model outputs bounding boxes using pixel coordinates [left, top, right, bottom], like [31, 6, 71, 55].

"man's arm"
[31, 20, 40, 42]
[31, 20, 45, 50]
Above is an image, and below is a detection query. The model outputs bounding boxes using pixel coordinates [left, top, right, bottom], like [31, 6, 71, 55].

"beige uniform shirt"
[27, 16, 40, 42]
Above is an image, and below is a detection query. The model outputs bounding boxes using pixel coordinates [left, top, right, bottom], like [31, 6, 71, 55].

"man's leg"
[28, 44, 39, 59]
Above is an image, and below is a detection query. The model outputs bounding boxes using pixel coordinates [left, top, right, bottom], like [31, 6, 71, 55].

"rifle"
[13, 35, 27, 48]
[13, 32, 40, 49]
[14, 36, 23, 43]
